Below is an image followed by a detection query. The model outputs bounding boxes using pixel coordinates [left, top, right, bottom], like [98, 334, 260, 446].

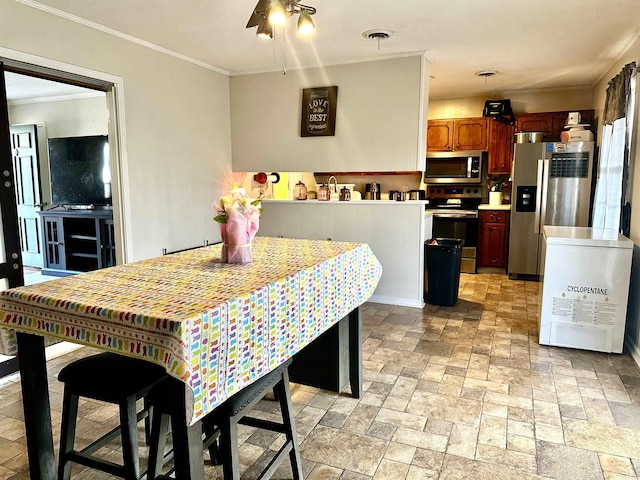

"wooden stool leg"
[278, 370, 303, 480]
[144, 397, 153, 445]
[147, 411, 170, 480]
[202, 417, 221, 465]
[58, 390, 79, 480]
[219, 417, 241, 480]
[120, 395, 140, 480]
[170, 416, 205, 480]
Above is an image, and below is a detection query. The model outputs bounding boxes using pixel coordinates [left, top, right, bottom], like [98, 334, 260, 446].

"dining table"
[0, 236, 382, 480]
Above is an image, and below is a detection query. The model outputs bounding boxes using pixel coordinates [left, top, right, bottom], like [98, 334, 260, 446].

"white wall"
[9, 95, 108, 206]
[592, 35, 640, 363]
[1, 0, 232, 260]
[229, 55, 429, 173]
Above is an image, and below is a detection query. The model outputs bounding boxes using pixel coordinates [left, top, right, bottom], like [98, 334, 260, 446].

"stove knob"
[473, 188, 479, 194]
[466, 188, 471, 193]
[436, 188, 442, 194]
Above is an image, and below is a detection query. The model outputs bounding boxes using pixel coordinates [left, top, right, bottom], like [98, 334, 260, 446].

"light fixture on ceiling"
[246, 0, 317, 39]
[256, 17, 274, 39]
[362, 29, 394, 51]
[297, 10, 315, 35]
[268, 0, 287, 26]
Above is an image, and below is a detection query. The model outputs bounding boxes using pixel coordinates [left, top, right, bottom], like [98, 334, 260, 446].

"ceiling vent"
[362, 29, 394, 50]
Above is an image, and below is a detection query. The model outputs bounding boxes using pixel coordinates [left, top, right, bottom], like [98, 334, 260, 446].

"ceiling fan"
[246, 0, 317, 39]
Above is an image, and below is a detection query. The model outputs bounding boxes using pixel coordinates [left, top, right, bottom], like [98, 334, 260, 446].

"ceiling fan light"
[256, 17, 273, 39]
[297, 10, 315, 35]
[268, 0, 287, 26]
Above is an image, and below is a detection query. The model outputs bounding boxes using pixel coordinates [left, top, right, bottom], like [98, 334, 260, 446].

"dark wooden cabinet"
[426, 120, 455, 151]
[478, 210, 509, 268]
[488, 119, 515, 174]
[39, 210, 115, 276]
[454, 118, 488, 151]
[515, 109, 595, 141]
[427, 117, 488, 152]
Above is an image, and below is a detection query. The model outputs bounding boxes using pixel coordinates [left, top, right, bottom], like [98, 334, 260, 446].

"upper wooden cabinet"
[426, 120, 454, 151]
[515, 110, 595, 141]
[427, 117, 488, 152]
[487, 119, 515, 174]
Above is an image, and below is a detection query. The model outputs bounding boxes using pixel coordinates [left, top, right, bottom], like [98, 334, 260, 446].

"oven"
[425, 186, 481, 273]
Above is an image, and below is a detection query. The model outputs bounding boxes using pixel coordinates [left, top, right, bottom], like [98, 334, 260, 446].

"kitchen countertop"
[478, 203, 511, 211]
[261, 199, 429, 205]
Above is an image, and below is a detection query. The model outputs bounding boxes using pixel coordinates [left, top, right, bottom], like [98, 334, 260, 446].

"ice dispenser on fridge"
[515, 186, 537, 212]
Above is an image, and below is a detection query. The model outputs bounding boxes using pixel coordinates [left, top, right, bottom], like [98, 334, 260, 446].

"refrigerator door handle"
[534, 159, 544, 233]
[538, 158, 550, 234]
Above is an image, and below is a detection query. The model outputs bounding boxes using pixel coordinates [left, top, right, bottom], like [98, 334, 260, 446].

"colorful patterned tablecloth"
[0, 237, 382, 423]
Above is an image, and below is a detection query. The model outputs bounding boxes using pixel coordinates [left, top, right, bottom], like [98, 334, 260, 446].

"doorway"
[6, 71, 109, 280]
[0, 56, 125, 377]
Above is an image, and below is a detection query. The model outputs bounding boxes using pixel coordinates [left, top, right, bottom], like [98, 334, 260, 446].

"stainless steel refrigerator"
[508, 141, 595, 279]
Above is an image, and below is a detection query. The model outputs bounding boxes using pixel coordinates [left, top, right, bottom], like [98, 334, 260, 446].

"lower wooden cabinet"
[478, 210, 510, 268]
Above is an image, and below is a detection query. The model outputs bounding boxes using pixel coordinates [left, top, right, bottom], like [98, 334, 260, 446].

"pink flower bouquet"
[213, 188, 261, 264]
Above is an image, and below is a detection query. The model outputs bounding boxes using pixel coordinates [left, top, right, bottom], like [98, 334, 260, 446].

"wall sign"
[301, 86, 338, 137]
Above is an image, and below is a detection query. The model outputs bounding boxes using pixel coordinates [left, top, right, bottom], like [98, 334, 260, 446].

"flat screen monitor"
[48, 135, 111, 206]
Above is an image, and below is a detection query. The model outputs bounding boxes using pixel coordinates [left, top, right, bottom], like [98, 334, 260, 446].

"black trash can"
[424, 238, 464, 306]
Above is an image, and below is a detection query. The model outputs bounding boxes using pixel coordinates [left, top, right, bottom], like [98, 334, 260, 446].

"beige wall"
[592, 35, 640, 362]
[229, 55, 429, 173]
[428, 88, 594, 119]
[1, 0, 232, 261]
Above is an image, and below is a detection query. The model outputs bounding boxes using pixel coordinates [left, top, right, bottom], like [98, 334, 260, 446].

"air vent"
[362, 29, 394, 40]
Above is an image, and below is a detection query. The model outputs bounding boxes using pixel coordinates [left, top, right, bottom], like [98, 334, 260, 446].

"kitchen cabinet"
[39, 210, 115, 276]
[427, 118, 488, 152]
[478, 210, 509, 268]
[487, 119, 515, 174]
[515, 110, 595, 141]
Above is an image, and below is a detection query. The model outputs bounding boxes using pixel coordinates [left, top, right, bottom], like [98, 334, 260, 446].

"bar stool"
[147, 358, 303, 480]
[57, 352, 168, 480]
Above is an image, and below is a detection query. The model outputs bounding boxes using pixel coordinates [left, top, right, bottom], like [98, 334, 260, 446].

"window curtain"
[592, 62, 637, 234]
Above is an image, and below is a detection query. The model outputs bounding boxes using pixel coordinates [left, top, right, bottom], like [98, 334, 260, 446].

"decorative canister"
[293, 181, 307, 200]
[317, 184, 331, 201]
[489, 191, 503, 205]
[339, 186, 351, 201]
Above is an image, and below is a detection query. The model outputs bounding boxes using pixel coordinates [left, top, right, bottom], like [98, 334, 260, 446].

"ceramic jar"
[317, 184, 331, 201]
[293, 181, 308, 200]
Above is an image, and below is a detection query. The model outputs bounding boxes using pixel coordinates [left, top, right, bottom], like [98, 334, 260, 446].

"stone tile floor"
[1, 273, 640, 479]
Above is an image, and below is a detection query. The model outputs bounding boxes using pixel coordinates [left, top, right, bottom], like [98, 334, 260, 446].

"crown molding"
[16, 0, 230, 76]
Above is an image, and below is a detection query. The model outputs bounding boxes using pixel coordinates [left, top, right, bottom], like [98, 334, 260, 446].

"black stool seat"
[59, 352, 167, 400]
[57, 352, 167, 480]
[147, 358, 303, 480]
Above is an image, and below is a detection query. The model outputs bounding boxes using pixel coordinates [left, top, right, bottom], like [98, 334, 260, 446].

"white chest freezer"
[539, 226, 633, 353]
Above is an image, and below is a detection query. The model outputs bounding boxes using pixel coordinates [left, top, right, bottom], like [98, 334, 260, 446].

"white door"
[10, 124, 44, 268]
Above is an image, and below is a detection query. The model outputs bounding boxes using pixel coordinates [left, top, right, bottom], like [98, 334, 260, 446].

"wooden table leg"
[16, 332, 56, 480]
[348, 306, 362, 398]
[170, 382, 205, 479]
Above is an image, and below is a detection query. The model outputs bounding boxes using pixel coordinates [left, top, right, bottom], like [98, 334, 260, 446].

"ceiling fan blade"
[246, 0, 271, 28]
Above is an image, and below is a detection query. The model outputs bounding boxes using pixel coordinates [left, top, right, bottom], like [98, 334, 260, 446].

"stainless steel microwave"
[425, 151, 483, 184]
